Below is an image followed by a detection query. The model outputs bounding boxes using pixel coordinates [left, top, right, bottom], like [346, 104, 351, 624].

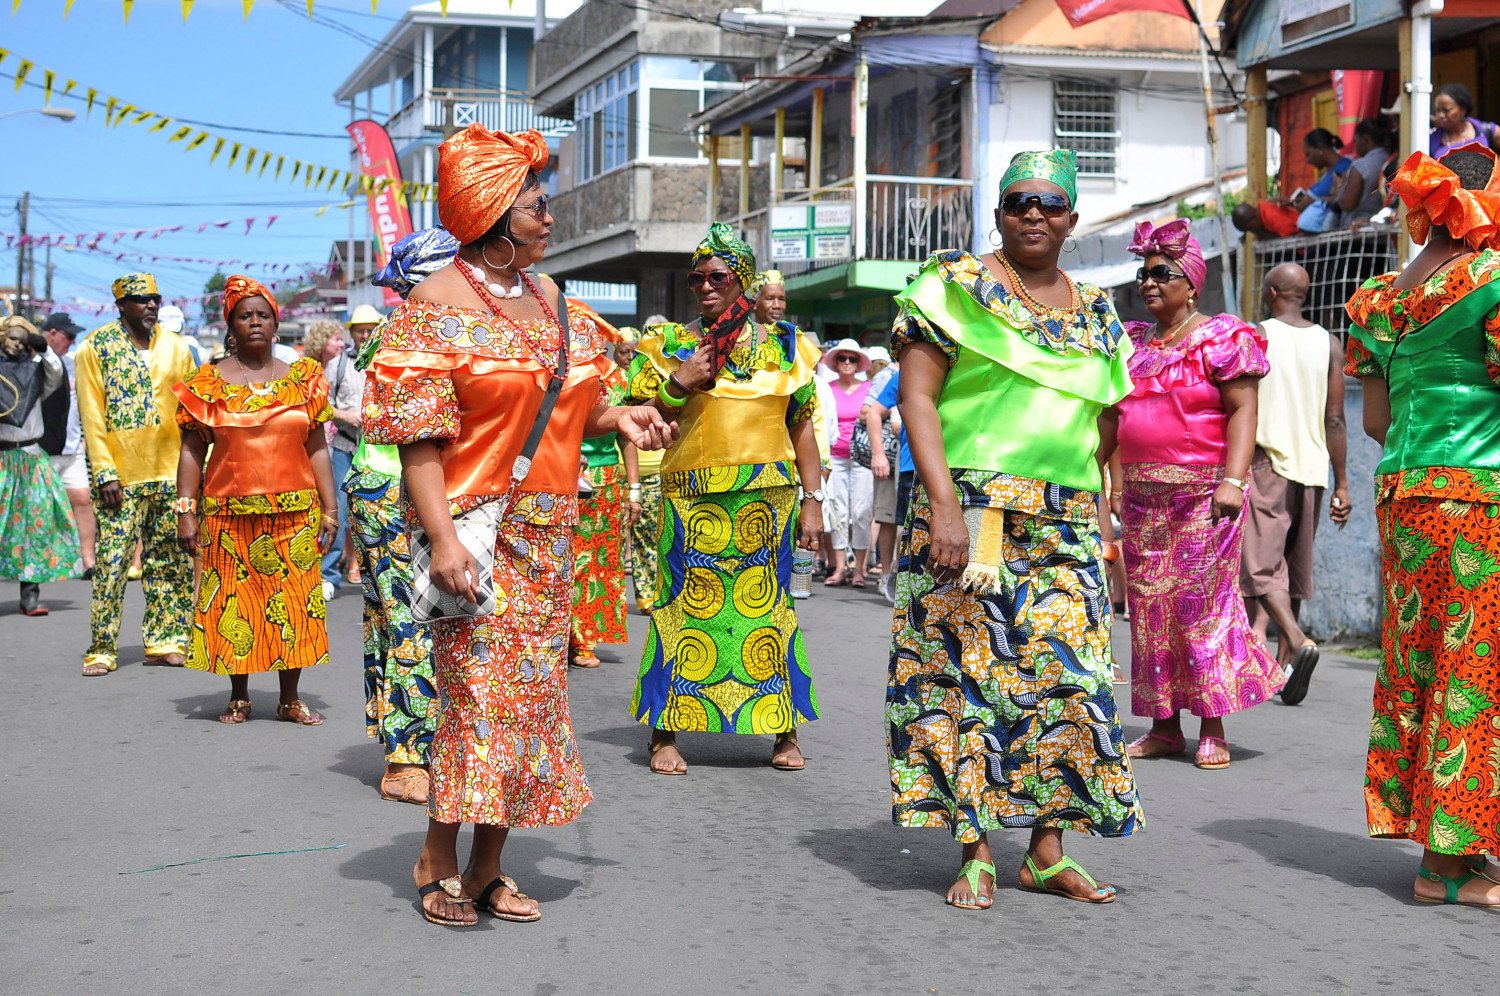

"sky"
[1, 0, 426, 323]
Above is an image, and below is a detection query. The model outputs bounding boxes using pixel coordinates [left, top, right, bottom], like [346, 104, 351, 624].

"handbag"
[1296, 199, 1335, 234]
[408, 300, 571, 623]
[0, 355, 46, 431]
[849, 416, 898, 470]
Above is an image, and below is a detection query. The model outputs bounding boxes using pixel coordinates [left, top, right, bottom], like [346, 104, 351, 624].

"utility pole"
[44, 241, 54, 309]
[13, 191, 27, 316]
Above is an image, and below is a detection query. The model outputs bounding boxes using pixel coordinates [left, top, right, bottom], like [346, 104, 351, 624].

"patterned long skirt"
[1368, 492, 1500, 854]
[427, 516, 591, 826]
[887, 485, 1142, 842]
[572, 463, 628, 647]
[630, 472, 663, 604]
[1121, 463, 1284, 719]
[347, 470, 436, 766]
[633, 482, 818, 734]
[0, 448, 81, 582]
[186, 508, 330, 675]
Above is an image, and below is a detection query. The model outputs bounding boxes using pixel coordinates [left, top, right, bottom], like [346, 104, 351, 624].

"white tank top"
[1255, 317, 1332, 487]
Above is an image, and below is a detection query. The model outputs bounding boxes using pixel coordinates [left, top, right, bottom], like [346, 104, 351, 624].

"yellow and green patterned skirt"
[632, 476, 818, 734]
[186, 504, 330, 675]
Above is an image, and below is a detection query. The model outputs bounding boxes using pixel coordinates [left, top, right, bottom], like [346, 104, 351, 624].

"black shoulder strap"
[510, 295, 571, 484]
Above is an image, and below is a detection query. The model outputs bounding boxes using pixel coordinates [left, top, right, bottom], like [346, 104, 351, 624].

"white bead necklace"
[465, 261, 524, 299]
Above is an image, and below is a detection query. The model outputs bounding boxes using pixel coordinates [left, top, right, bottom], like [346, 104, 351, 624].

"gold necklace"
[235, 356, 277, 397]
[996, 250, 1079, 313]
[1150, 310, 1202, 348]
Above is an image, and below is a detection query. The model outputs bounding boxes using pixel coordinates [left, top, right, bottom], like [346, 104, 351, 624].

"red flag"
[1333, 70, 1384, 147]
[1054, 0, 1192, 27]
[347, 119, 415, 307]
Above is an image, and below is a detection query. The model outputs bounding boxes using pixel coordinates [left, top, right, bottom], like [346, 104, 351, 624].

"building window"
[929, 82, 964, 179]
[577, 65, 638, 180]
[641, 57, 746, 161]
[1053, 80, 1118, 177]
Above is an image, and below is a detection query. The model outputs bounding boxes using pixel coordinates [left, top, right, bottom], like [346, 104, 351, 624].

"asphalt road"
[1, 575, 1486, 995]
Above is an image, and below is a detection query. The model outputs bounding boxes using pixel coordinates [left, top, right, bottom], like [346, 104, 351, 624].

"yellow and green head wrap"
[749, 269, 785, 297]
[999, 149, 1078, 207]
[691, 221, 756, 289]
[112, 272, 160, 301]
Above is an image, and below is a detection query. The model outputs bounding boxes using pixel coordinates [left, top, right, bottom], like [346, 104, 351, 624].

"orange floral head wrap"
[1393, 146, 1500, 250]
[221, 274, 279, 324]
[438, 125, 550, 246]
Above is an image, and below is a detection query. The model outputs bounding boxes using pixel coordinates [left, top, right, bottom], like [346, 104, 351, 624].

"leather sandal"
[275, 700, 324, 726]
[1126, 730, 1185, 759]
[649, 735, 687, 775]
[81, 657, 116, 678]
[417, 875, 476, 927]
[771, 732, 806, 771]
[379, 766, 430, 805]
[1195, 735, 1231, 770]
[475, 875, 542, 922]
[1414, 867, 1500, 908]
[143, 652, 186, 667]
[218, 699, 252, 724]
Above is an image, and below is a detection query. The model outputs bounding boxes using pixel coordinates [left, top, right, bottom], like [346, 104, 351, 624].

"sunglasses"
[512, 194, 549, 219]
[834, 354, 859, 364]
[1001, 192, 1072, 218]
[122, 295, 162, 305]
[687, 270, 736, 290]
[1136, 265, 1189, 284]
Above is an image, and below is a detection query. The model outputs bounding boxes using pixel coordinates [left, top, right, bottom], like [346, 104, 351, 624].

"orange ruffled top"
[361, 299, 612, 521]
[173, 357, 332, 514]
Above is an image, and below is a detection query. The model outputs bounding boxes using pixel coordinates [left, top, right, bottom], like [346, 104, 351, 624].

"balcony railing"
[1251, 226, 1400, 338]
[731, 176, 975, 279]
[386, 88, 573, 147]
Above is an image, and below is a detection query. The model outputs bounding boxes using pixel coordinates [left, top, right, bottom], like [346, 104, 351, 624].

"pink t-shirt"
[830, 380, 872, 459]
[1116, 313, 1269, 466]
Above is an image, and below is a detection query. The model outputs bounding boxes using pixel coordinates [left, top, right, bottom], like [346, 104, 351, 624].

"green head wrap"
[999, 149, 1078, 207]
[691, 221, 756, 289]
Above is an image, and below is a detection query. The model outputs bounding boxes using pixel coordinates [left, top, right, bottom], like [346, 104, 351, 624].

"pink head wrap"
[1128, 219, 1207, 293]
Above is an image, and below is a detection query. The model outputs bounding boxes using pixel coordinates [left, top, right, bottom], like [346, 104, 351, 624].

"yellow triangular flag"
[314, 166, 327, 188]
[10, 1, 19, 16]
[306, 0, 312, 15]
[169, 126, 190, 142]
[181, 0, 193, 21]
[13, 59, 31, 92]
[242, 0, 253, 14]
[275, 156, 285, 180]
[43, 70, 54, 104]
[440, 0, 448, 14]
[186, 131, 208, 151]
[292, 161, 302, 183]
[61, 79, 76, 99]
[209, 137, 226, 164]
[63, 0, 76, 15]
[132, 110, 153, 125]
[103, 96, 118, 123]
[227, 143, 241, 169]
[244, 147, 256, 174]
[315, 204, 331, 218]
[85, 88, 96, 116]
[150, 116, 171, 132]
[0, 50, 9, 70]
[258, 152, 271, 177]
[112, 103, 137, 127]
[123, 0, 134, 22]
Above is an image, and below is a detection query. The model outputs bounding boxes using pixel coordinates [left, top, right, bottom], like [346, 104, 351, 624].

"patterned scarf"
[91, 319, 159, 433]
[702, 294, 754, 378]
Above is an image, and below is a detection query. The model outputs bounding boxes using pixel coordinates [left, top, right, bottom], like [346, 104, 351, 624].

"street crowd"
[4, 122, 1499, 923]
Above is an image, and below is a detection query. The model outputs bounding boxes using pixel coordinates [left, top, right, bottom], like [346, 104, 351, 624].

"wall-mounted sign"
[769, 202, 853, 263]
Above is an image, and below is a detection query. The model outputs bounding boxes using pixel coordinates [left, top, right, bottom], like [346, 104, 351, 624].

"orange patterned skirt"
[186, 509, 330, 675]
[1368, 489, 1500, 854]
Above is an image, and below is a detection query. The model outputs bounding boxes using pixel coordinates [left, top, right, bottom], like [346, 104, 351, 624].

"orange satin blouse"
[173, 357, 332, 508]
[361, 300, 611, 515]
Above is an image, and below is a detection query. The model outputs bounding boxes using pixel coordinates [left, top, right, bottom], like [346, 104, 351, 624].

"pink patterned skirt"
[426, 517, 593, 826]
[1121, 463, 1285, 719]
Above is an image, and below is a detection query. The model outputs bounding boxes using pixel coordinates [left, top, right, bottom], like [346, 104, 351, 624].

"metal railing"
[730, 176, 974, 279]
[385, 88, 573, 146]
[1251, 226, 1400, 337]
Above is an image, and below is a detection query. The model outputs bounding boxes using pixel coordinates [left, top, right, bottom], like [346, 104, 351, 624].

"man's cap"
[42, 312, 85, 337]
[157, 304, 186, 333]
[112, 272, 160, 301]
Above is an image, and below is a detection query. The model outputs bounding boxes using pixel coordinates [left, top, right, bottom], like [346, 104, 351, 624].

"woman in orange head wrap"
[1346, 146, 1500, 907]
[172, 274, 341, 725]
[363, 124, 676, 927]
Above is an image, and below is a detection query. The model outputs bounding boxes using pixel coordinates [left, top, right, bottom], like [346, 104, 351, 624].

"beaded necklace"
[996, 250, 1080, 314]
[457, 264, 566, 372]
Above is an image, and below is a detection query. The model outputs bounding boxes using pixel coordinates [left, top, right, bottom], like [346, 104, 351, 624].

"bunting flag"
[0, 48, 438, 202]
[1054, 0, 1192, 27]
[6, 2, 458, 19]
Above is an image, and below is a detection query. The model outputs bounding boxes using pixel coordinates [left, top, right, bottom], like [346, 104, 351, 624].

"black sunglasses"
[834, 354, 859, 364]
[122, 294, 162, 305]
[1001, 192, 1072, 218]
[687, 270, 736, 290]
[512, 194, 549, 219]
[1136, 265, 1188, 285]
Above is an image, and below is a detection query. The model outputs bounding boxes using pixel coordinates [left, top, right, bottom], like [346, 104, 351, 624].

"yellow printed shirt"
[74, 322, 199, 489]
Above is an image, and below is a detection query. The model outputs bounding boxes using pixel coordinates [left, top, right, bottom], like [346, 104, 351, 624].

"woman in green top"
[626, 223, 824, 775]
[887, 150, 1142, 910]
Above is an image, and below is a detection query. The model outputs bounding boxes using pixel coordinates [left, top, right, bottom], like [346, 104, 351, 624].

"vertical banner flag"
[347, 119, 414, 306]
[1332, 70, 1384, 148]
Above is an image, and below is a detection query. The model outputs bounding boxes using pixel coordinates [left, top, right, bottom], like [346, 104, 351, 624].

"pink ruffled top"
[1117, 313, 1269, 466]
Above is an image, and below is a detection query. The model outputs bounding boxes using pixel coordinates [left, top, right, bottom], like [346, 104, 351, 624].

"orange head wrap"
[221, 274, 279, 325]
[438, 125, 550, 246]
[1393, 146, 1500, 250]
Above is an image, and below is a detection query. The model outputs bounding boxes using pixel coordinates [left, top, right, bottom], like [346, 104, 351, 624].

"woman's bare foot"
[947, 838, 995, 909]
[649, 733, 687, 774]
[413, 854, 477, 926]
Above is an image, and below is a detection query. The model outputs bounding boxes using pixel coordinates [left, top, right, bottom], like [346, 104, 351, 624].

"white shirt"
[1255, 317, 1333, 487]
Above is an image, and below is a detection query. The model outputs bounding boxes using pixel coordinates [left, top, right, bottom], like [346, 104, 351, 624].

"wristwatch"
[803, 488, 826, 503]
[1222, 477, 1247, 491]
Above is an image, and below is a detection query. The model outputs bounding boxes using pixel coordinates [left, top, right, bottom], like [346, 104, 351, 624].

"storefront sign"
[769, 202, 853, 263]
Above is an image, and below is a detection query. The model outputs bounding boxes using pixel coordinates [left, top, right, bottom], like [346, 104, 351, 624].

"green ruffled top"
[891, 249, 1133, 493]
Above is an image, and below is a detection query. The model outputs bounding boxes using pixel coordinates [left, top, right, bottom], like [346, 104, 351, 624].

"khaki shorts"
[1240, 448, 1323, 601]
[873, 467, 898, 524]
[50, 451, 89, 491]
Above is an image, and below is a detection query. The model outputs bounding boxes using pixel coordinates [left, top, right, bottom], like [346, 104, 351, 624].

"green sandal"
[1022, 855, 1117, 904]
[947, 859, 996, 910]
[1414, 867, 1500, 908]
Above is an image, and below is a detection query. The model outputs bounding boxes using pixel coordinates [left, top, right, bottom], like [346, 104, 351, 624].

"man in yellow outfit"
[75, 273, 198, 676]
